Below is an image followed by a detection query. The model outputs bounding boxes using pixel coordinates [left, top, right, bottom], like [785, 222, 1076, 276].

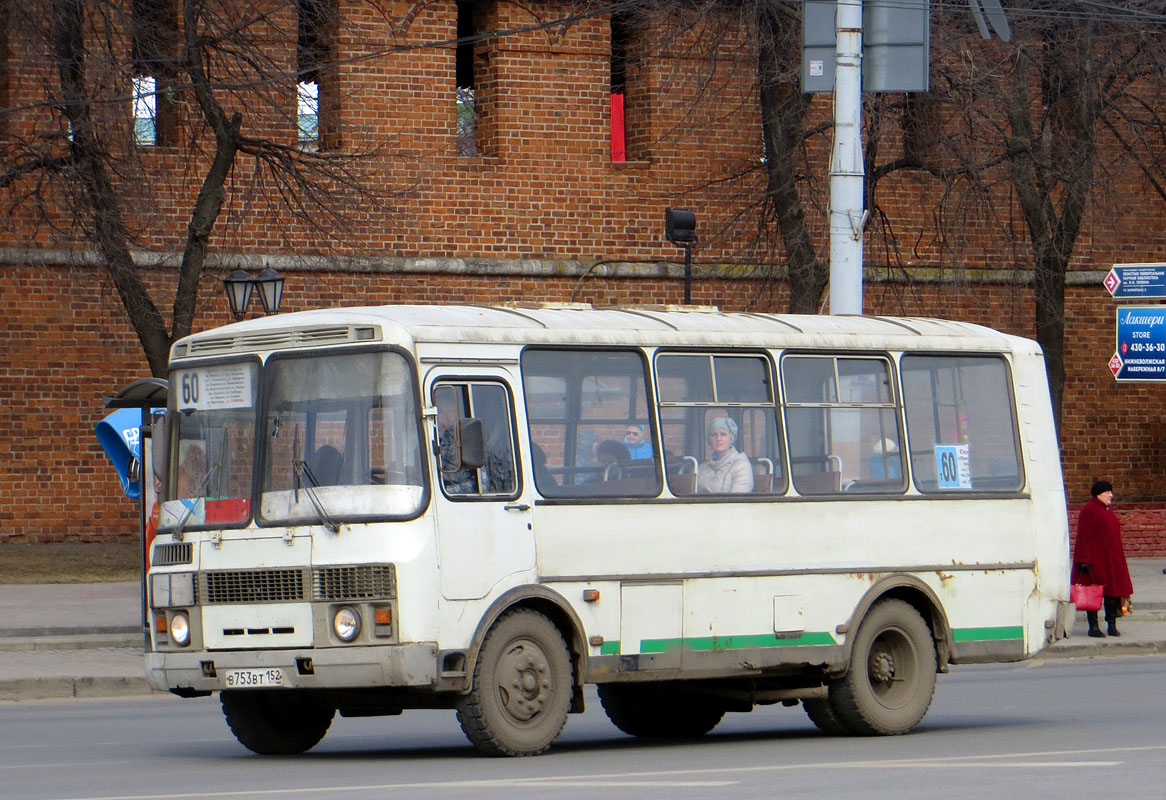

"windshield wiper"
[294, 460, 340, 533]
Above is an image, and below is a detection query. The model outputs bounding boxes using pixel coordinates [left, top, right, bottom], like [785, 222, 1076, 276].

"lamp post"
[223, 267, 285, 320]
[665, 208, 697, 304]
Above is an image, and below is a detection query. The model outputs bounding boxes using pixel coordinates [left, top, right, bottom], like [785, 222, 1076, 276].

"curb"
[0, 633, 144, 652]
[0, 676, 154, 701]
[1039, 639, 1166, 659]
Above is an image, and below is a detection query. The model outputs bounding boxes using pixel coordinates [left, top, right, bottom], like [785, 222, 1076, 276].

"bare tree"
[2, 0, 391, 376]
[919, 2, 1166, 430]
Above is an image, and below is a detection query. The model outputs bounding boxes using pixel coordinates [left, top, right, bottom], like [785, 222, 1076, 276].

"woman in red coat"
[1072, 481, 1134, 637]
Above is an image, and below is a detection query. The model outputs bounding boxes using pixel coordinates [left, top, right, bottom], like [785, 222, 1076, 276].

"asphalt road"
[4, 655, 1166, 800]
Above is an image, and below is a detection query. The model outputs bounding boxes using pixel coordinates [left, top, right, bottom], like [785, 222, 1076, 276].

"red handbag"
[1070, 584, 1104, 611]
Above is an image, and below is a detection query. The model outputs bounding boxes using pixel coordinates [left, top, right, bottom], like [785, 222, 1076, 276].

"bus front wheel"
[456, 608, 572, 756]
[829, 598, 937, 735]
[220, 689, 334, 754]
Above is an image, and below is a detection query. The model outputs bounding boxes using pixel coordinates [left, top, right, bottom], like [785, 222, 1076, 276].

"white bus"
[144, 303, 1070, 756]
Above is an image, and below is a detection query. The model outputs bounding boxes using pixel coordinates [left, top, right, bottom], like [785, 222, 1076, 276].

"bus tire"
[456, 608, 572, 756]
[220, 690, 334, 755]
[802, 697, 853, 736]
[597, 684, 726, 738]
[830, 598, 937, 736]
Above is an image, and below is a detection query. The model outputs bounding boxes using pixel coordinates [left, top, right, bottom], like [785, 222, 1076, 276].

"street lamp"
[222, 269, 254, 321]
[222, 267, 285, 321]
[665, 208, 697, 304]
[254, 267, 286, 315]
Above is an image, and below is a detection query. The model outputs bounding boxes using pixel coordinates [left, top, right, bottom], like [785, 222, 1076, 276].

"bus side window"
[656, 352, 783, 496]
[783, 355, 902, 495]
[433, 381, 520, 498]
[901, 355, 1022, 492]
[470, 383, 518, 495]
[521, 349, 659, 498]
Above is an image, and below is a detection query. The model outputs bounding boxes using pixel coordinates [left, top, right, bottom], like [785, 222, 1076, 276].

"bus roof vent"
[183, 325, 378, 356]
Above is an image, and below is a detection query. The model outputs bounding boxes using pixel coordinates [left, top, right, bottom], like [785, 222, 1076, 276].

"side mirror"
[458, 417, 486, 470]
[150, 410, 169, 491]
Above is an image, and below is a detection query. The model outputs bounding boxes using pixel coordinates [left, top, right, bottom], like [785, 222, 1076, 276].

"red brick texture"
[1, 3, 1164, 551]
[1070, 504, 1166, 559]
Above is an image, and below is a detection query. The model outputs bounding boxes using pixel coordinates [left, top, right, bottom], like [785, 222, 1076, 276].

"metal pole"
[684, 244, 692, 304]
[828, 0, 864, 315]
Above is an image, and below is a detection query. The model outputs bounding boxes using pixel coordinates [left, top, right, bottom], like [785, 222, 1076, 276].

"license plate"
[223, 668, 285, 688]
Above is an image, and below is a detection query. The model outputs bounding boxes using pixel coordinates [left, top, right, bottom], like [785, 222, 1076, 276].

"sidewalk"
[2, 561, 1165, 701]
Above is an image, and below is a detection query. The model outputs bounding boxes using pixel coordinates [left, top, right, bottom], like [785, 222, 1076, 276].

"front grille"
[153, 543, 193, 566]
[202, 569, 306, 604]
[313, 565, 397, 601]
[197, 564, 396, 604]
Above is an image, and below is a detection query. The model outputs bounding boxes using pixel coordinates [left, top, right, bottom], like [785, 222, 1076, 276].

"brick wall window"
[131, 0, 178, 146]
[297, 79, 319, 150]
[297, 0, 337, 151]
[455, 0, 479, 157]
[610, 11, 629, 161]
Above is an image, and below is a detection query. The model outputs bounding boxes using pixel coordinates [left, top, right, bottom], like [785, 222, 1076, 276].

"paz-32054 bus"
[143, 303, 1070, 756]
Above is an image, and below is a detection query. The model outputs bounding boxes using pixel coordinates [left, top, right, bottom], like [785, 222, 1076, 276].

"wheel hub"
[869, 649, 895, 684]
[496, 642, 551, 722]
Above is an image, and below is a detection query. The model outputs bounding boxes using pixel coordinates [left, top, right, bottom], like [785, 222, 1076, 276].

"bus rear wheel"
[456, 608, 572, 756]
[829, 598, 937, 736]
[597, 684, 726, 738]
[220, 689, 334, 754]
[802, 697, 853, 736]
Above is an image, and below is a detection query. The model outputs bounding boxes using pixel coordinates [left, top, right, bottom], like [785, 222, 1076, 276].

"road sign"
[1112, 306, 1166, 381]
[1104, 263, 1166, 299]
[802, 0, 930, 93]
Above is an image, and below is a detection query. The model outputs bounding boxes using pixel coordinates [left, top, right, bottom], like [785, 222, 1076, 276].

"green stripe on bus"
[600, 641, 622, 656]
[952, 626, 1024, 642]
[639, 632, 837, 654]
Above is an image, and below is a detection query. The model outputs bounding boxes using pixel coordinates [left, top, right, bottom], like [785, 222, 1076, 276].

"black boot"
[1105, 597, 1121, 636]
[1087, 610, 1106, 637]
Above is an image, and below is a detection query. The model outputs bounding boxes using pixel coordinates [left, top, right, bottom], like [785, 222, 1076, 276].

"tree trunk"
[757, 2, 826, 314]
[50, 0, 172, 376]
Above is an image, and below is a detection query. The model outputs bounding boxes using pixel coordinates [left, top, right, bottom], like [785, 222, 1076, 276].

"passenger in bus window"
[436, 394, 477, 494]
[623, 424, 653, 460]
[177, 442, 207, 499]
[697, 417, 754, 494]
[596, 439, 630, 479]
[869, 438, 901, 480]
[471, 387, 516, 494]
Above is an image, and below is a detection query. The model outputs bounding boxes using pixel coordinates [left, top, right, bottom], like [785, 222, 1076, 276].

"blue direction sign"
[1104, 263, 1166, 299]
[1111, 306, 1166, 381]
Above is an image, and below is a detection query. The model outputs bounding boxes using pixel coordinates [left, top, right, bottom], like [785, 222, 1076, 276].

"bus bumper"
[145, 644, 439, 694]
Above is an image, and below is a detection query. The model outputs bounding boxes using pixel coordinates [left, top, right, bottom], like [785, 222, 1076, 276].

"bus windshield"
[160, 360, 259, 530]
[260, 350, 424, 524]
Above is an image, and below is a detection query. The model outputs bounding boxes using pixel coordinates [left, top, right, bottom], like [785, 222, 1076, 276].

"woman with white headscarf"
[697, 416, 754, 494]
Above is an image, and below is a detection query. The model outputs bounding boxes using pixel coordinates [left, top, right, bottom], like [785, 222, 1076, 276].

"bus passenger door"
[428, 376, 534, 601]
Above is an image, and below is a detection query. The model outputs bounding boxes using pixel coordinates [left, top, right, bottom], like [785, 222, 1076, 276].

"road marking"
[33, 744, 1166, 800]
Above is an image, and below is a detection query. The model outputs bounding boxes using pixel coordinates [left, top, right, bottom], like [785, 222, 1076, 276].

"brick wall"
[1070, 504, 1166, 558]
[1, 2, 1164, 552]
[1, 262, 1163, 554]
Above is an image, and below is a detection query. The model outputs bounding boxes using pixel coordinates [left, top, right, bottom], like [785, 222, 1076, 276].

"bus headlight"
[169, 612, 191, 647]
[332, 606, 361, 642]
